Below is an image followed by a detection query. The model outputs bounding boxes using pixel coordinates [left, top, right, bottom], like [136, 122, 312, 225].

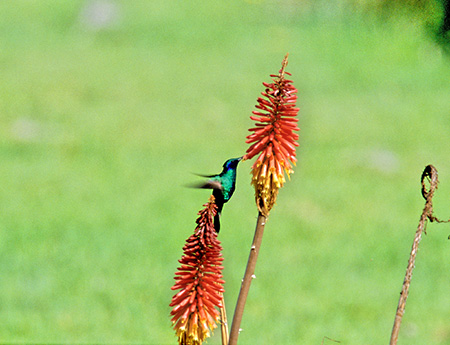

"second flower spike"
[243, 54, 300, 216]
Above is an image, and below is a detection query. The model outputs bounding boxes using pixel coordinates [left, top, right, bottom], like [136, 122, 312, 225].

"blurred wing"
[186, 180, 222, 190]
[198, 180, 222, 190]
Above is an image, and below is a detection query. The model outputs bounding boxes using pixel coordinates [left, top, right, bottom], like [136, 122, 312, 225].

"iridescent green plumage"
[197, 157, 242, 232]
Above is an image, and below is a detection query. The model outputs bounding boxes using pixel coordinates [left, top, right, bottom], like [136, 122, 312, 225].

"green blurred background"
[1, 1, 450, 344]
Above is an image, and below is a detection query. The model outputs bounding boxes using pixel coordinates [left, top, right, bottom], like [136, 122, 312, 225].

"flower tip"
[280, 53, 289, 76]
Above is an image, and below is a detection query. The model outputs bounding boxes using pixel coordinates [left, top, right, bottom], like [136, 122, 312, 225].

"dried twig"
[389, 164, 449, 345]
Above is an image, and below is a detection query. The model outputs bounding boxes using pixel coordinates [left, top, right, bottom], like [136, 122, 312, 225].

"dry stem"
[228, 212, 267, 345]
[389, 165, 440, 345]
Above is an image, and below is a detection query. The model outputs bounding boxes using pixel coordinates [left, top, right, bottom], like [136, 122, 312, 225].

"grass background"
[1, 1, 450, 344]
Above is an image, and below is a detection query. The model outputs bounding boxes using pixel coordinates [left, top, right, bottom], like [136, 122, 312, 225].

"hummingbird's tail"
[212, 190, 224, 233]
[214, 212, 221, 233]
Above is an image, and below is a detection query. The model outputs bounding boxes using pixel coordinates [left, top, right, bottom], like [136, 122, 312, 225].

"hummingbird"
[196, 157, 242, 232]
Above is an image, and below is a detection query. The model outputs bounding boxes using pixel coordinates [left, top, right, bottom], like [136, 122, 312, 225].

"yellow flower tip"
[271, 171, 279, 182]
[284, 171, 291, 180]
[176, 316, 212, 345]
[259, 166, 267, 179]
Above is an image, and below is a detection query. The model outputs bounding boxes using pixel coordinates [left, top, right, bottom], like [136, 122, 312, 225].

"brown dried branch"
[390, 164, 449, 345]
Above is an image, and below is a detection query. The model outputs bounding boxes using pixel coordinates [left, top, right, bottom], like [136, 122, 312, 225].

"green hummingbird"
[197, 157, 243, 232]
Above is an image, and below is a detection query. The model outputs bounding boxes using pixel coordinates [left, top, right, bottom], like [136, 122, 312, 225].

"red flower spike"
[170, 196, 225, 345]
[243, 54, 300, 216]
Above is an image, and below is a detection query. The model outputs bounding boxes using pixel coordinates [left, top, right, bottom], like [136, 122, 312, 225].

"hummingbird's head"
[223, 157, 242, 170]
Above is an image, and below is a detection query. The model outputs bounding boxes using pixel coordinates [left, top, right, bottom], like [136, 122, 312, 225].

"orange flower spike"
[170, 196, 225, 345]
[243, 54, 300, 215]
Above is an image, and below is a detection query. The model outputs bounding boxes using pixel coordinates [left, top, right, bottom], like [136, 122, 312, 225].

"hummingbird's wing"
[186, 175, 223, 190]
[196, 180, 222, 190]
[188, 173, 223, 190]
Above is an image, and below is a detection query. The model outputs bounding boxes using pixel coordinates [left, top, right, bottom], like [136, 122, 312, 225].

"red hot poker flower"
[170, 196, 225, 345]
[243, 54, 300, 216]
